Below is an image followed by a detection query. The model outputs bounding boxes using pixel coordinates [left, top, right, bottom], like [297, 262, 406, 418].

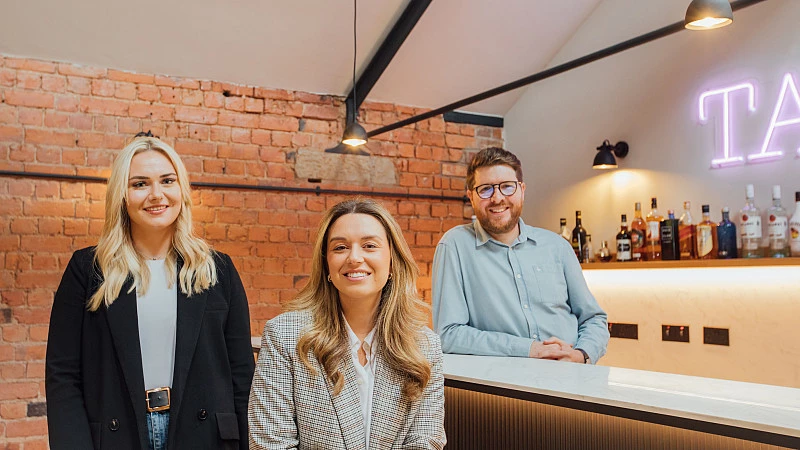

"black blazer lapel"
[105, 281, 149, 450]
[167, 265, 208, 448]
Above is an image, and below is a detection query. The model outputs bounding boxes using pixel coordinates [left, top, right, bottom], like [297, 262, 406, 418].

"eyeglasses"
[474, 181, 520, 199]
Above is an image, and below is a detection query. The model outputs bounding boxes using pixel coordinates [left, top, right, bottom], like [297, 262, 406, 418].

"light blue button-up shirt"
[432, 219, 609, 363]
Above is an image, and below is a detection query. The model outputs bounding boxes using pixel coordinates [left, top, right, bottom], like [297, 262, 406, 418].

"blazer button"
[109, 418, 120, 431]
[197, 409, 208, 420]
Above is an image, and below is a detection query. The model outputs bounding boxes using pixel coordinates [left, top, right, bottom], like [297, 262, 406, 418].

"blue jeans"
[146, 411, 170, 450]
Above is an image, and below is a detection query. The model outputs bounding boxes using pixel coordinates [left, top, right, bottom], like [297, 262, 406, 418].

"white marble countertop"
[443, 354, 800, 439]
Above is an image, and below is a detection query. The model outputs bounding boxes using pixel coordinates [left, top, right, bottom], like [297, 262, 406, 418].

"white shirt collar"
[343, 318, 378, 361]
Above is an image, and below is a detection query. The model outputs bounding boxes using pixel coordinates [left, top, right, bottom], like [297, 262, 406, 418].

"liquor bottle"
[615, 214, 632, 262]
[583, 234, 595, 263]
[696, 204, 718, 260]
[766, 185, 789, 258]
[559, 218, 571, 242]
[739, 184, 762, 258]
[717, 207, 737, 259]
[660, 210, 680, 260]
[630, 202, 646, 261]
[790, 192, 800, 257]
[645, 197, 663, 261]
[598, 240, 612, 262]
[678, 201, 696, 259]
[571, 211, 587, 262]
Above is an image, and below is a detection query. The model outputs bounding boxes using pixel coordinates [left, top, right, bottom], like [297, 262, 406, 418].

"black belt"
[146, 387, 171, 412]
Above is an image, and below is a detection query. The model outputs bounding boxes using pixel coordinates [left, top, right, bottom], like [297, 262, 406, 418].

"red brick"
[8, 144, 34, 162]
[259, 147, 284, 163]
[251, 129, 271, 145]
[91, 79, 115, 97]
[6, 417, 48, 438]
[58, 63, 106, 78]
[2, 325, 28, 342]
[204, 91, 224, 108]
[0, 104, 16, 123]
[108, 69, 155, 84]
[44, 111, 69, 128]
[174, 140, 216, 157]
[62, 148, 87, 165]
[302, 104, 340, 120]
[114, 82, 137, 100]
[445, 134, 474, 149]
[118, 117, 142, 134]
[22, 200, 74, 217]
[224, 96, 245, 112]
[79, 97, 128, 116]
[442, 163, 466, 177]
[182, 89, 203, 106]
[408, 160, 440, 174]
[245, 97, 264, 113]
[18, 107, 43, 125]
[231, 128, 251, 144]
[17, 71, 42, 89]
[26, 129, 76, 147]
[66, 76, 91, 94]
[254, 87, 292, 100]
[0, 126, 23, 142]
[0, 401, 27, 419]
[4, 91, 54, 108]
[54, 94, 80, 112]
[128, 103, 174, 121]
[175, 106, 217, 125]
[0, 382, 39, 400]
[418, 131, 445, 147]
[138, 84, 159, 102]
[159, 87, 181, 104]
[0, 68, 16, 86]
[35, 147, 61, 164]
[5, 58, 56, 73]
[219, 111, 259, 128]
[258, 115, 298, 132]
[271, 131, 292, 147]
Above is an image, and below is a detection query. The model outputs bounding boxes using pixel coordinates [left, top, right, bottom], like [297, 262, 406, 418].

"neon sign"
[698, 72, 800, 168]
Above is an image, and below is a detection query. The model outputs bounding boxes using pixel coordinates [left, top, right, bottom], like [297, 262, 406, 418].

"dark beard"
[477, 205, 521, 237]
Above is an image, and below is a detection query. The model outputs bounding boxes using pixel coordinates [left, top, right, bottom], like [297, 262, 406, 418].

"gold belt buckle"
[145, 387, 171, 412]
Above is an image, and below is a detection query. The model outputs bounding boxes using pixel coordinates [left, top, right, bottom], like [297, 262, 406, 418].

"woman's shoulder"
[264, 310, 312, 340]
[417, 327, 442, 359]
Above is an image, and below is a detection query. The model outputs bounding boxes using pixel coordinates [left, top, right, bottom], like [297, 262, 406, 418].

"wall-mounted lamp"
[593, 140, 629, 170]
[685, 0, 733, 30]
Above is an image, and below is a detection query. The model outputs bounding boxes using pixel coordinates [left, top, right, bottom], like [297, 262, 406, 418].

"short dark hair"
[466, 147, 523, 189]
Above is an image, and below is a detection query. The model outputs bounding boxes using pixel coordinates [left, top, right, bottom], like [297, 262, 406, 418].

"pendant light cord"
[352, 0, 358, 119]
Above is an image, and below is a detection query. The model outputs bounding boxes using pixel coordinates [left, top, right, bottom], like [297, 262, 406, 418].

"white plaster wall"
[505, 0, 800, 387]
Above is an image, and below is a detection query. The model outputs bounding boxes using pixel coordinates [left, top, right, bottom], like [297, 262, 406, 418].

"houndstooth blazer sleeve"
[398, 330, 446, 450]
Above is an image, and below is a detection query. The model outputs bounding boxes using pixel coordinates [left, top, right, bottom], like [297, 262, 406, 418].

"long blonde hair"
[88, 137, 217, 311]
[288, 198, 431, 401]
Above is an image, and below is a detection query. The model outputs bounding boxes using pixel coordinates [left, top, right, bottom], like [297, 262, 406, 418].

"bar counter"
[443, 354, 800, 449]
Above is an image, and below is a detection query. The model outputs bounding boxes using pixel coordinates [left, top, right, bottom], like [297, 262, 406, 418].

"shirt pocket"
[530, 263, 569, 305]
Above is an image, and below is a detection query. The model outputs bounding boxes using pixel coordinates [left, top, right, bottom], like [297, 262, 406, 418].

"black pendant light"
[593, 140, 629, 170]
[341, 0, 367, 147]
[685, 0, 734, 30]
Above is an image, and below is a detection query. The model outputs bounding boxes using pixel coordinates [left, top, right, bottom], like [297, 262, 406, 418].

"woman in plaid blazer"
[249, 199, 446, 449]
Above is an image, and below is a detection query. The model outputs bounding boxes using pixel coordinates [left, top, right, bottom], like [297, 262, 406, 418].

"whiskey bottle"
[739, 184, 762, 258]
[660, 210, 680, 260]
[571, 211, 588, 262]
[630, 202, 646, 261]
[790, 192, 800, 257]
[696, 204, 718, 260]
[559, 218, 571, 242]
[616, 214, 632, 262]
[678, 201, 696, 259]
[766, 185, 789, 258]
[645, 197, 663, 261]
[717, 207, 738, 259]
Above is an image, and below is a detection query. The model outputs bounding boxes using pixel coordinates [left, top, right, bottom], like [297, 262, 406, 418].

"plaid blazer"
[248, 310, 446, 450]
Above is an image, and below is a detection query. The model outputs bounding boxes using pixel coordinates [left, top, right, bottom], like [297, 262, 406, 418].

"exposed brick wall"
[0, 54, 503, 447]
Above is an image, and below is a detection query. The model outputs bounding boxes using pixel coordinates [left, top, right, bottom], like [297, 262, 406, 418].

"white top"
[136, 259, 178, 390]
[344, 319, 377, 450]
[443, 354, 800, 439]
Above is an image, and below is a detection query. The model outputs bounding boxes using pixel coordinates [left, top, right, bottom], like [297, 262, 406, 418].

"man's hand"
[528, 341, 572, 360]
[534, 337, 586, 363]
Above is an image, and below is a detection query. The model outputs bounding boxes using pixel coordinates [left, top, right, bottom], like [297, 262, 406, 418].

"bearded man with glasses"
[432, 147, 609, 364]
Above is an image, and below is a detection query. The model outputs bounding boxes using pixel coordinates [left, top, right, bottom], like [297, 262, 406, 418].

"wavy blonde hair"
[88, 137, 217, 311]
[288, 198, 431, 401]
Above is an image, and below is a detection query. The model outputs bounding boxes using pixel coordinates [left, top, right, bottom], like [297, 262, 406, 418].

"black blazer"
[46, 247, 255, 450]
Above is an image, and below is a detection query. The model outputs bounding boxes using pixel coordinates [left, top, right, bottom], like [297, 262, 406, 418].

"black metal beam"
[0, 170, 467, 203]
[443, 111, 504, 128]
[346, 0, 431, 123]
[366, 0, 769, 138]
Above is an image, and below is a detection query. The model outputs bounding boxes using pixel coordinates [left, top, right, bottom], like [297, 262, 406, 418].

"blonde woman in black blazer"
[46, 135, 254, 450]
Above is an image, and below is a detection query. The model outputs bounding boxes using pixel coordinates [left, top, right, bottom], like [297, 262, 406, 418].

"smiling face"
[468, 164, 525, 244]
[326, 213, 392, 310]
[125, 150, 182, 237]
